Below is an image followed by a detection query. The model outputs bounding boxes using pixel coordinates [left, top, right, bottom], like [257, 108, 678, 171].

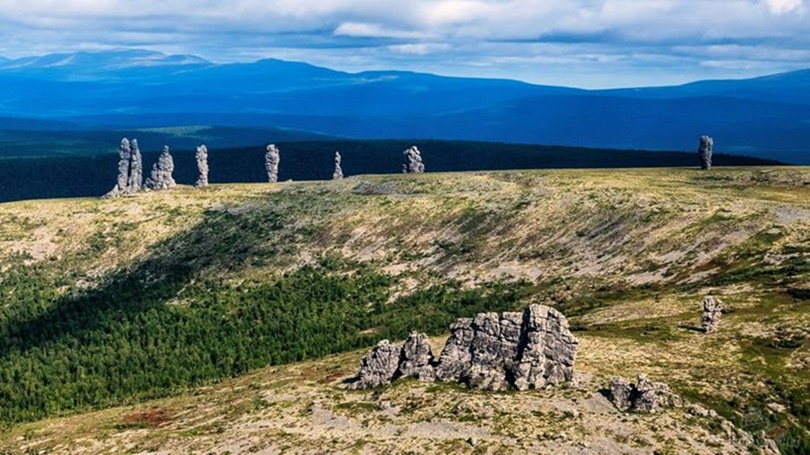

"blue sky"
[0, 0, 808, 88]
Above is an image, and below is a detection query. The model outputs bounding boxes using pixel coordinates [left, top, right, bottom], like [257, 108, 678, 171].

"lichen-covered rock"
[608, 374, 682, 413]
[333, 151, 344, 180]
[608, 377, 634, 412]
[265, 144, 280, 183]
[196, 144, 209, 187]
[398, 332, 435, 381]
[435, 312, 520, 390]
[350, 339, 402, 390]
[698, 135, 714, 170]
[512, 304, 579, 390]
[145, 146, 177, 190]
[349, 333, 437, 389]
[402, 146, 425, 173]
[634, 374, 682, 412]
[702, 296, 723, 334]
[436, 304, 578, 391]
[105, 138, 143, 198]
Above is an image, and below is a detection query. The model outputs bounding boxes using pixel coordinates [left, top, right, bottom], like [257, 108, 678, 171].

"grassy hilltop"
[0, 167, 808, 453]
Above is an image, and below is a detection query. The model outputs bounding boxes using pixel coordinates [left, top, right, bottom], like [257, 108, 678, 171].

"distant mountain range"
[1, 49, 808, 163]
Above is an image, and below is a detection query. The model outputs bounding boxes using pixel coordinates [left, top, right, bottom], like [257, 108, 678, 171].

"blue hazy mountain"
[1, 50, 808, 163]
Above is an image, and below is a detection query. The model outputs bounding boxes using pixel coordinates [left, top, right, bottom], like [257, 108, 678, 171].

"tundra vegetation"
[0, 167, 808, 454]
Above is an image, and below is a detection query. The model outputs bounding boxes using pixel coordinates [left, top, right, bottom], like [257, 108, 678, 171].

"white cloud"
[388, 43, 451, 55]
[765, 0, 803, 14]
[334, 22, 427, 39]
[0, 0, 809, 87]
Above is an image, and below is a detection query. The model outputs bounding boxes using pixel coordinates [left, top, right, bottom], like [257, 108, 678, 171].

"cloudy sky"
[0, 0, 808, 88]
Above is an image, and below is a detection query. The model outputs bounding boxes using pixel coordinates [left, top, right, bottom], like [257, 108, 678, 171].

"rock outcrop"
[265, 144, 280, 183]
[398, 332, 436, 381]
[350, 305, 578, 391]
[333, 151, 344, 180]
[608, 374, 682, 413]
[145, 146, 177, 190]
[436, 304, 578, 391]
[349, 333, 436, 389]
[196, 144, 209, 187]
[105, 138, 143, 197]
[402, 146, 425, 173]
[702, 296, 723, 334]
[698, 135, 713, 170]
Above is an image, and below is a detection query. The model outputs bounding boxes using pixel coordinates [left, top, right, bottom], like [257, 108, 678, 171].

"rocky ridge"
[350, 304, 578, 391]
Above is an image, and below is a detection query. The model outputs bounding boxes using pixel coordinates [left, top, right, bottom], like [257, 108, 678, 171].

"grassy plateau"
[0, 167, 808, 454]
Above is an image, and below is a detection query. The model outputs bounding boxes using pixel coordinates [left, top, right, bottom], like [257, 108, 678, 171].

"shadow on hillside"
[677, 324, 707, 334]
[0, 199, 287, 356]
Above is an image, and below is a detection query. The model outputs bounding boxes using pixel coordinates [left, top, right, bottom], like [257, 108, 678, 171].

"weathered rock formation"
[398, 332, 436, 381]
[402, 146, 425, 173]
[196, 144, 209, 187]
[265, 144, 280, 183]
[126, 139, 143, 193]
[333, 151, 344, 180]
[350, 305, 578, 391]
[609, 374, 682, 413]
[702, 296, 723, 334]
[105, 138, 143, 198]
[436, 304, 578, 391]
[349, 333, 435, 389]
[145, 146, 177, 190]
[107, 138, 132, 197]
[698, 135, 713, 170]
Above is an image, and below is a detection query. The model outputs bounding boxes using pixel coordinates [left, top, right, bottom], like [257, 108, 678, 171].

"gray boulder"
[350, 339, 402, 389]
[196, 144, 209, 187]
[265, 144, 280, 183]
[350, 333, 437, 389]
[145, 146, 177, 190]
[608, 374, 682, 413]
[608, 377, 634, 412]
[398, 332, 436, 381]
[402, 146, 425, 173]
[333, 151, 344, 180]
[702, 296, 723, 334]
[698, 135, 714, 170]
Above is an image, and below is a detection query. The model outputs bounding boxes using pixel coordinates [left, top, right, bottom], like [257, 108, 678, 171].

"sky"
[0, 0, 808, 88]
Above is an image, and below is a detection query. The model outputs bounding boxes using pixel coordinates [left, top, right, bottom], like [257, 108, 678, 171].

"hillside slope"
[0, 167, 809, 453]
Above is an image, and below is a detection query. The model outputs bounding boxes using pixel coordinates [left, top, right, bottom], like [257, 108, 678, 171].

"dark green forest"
[0, 205, 530, 425]
[0, 139, 781, 203]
